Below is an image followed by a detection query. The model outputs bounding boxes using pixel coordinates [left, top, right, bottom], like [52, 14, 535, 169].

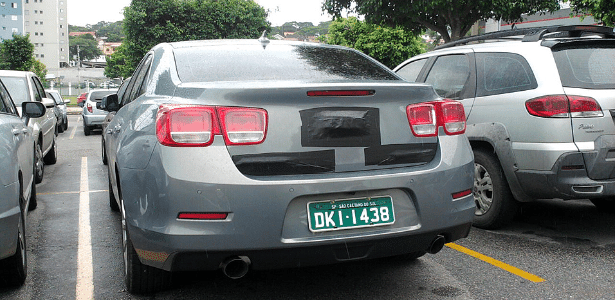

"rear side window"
[174, 44, 398, 83]
[552, 43, 615, 89]
[424, 55, 470, 99]
[396, 58, 428, 82]
[476, 52, 537, 97]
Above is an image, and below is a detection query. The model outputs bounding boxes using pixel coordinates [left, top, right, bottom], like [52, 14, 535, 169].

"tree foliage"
[320, 17, 425, 68]
[69, 33, 103, 62]
[115, 0, 269, 77]
[570, 0, 615, 26]
[0, 34, 47, 82]
[104, 44, 130, 79]
[323, 0, 561, 42]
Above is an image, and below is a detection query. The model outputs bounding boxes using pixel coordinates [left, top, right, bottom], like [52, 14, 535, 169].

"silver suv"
[394, 25, 615, 229]
[82, 89, 117, 135]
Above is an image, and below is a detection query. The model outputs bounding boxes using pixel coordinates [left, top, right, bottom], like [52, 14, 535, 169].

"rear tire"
[590, 198, 615, 213]
[102, 138, 108, 165]
[84, 124, 91, 136]
[472, 149, 518, 229]
[43, 135, 57, 165]
[34, 143, 44, 184]
[122, 200, 171, 294]
[28, 178, 37, 211]
[0, 205, 27, 286]
[58, 121, 65, 133]
[109, 172, 118, 211]
[63, 117, 69, 131]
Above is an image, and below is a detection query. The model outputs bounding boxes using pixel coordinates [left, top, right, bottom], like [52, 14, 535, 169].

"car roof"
[0, 70, 34, 77]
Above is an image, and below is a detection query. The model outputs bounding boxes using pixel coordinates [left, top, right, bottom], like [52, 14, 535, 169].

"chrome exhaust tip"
[220, 256, 251, 279]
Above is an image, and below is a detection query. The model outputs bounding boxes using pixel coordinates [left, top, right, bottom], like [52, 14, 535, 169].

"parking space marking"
[446, 242, 545, 283]
[76, 157, 94, 299]
[69, 121, 78, 139]
[37, 190, 107, 196]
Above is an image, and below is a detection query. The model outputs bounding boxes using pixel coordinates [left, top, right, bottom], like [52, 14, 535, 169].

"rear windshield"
[89, 90, 116, 102]
[174, 44, 398, 82]
[552, 42, 615, 89]
[0, 76, 28, 105]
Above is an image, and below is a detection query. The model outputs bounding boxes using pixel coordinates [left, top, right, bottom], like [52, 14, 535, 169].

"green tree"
[570, 0, 615, 26]
[120, 0, 270, 74]
[104, 43, 131, 79]
[320, 17, 425, 68]
[31, 60, 48, 84]
[323, 0, 561, 42]
[69, 34, 103, 62]
[0, 34, 35, 71]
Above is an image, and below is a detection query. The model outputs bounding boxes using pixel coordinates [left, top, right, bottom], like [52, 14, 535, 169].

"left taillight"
[86, 102, 93, 113]
[156, 104, 267, 147]
[406, 100, 466, 137]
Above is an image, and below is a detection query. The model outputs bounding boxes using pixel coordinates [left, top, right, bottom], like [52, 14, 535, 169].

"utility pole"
[77, 45, 81, 96]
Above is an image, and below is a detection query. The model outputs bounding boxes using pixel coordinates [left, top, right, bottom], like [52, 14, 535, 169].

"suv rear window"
[475, 52, 537, 97]
[174, 44, 398, 82]
[552, 42, 615, 89]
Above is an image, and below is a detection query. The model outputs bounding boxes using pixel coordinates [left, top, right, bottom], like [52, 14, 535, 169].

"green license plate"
[307, 196, 395, 232]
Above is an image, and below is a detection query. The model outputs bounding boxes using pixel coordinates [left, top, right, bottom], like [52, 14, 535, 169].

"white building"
[23, 0, 69, 71]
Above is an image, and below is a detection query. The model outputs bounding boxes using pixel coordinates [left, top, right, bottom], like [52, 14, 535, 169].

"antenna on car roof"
[258, 30, 270, 49]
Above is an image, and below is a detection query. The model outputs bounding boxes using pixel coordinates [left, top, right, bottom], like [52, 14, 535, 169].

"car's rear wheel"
[122, 198, 171, 294]
[63, 117, 69, 131]
[590, 198, 615, 213]
[472, 149, 518, 229]
[34, 143, 44, 184]
[102, 138, 108, 165]
[28, 176, 37, 211]
[58, 121, 65, 133]
[108, 171, 118, 211]
[84, 124, 91, 136]
[43, 135, 57, 165]
[0, 201, 27, 286]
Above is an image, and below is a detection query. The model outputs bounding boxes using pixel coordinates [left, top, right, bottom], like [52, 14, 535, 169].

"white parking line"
[76, 157, 93, 299]
[69, 118, 78, 140]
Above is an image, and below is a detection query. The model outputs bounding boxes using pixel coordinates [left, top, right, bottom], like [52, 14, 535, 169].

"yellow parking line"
[446, 242, 545, 283]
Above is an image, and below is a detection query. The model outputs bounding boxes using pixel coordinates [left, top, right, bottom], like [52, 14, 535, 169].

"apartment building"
[0, 1, 24, 40]
[23, 0, 69, 70]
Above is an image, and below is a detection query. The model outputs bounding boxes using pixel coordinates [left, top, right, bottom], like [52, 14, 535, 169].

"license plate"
[307, 196, 395, 232]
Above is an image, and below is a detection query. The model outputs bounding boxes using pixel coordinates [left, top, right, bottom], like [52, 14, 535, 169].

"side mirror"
[64, 99, 70, 104]
[22, 101, 46, 124]
[42, 97, 56, 108]
[102, 94, 120, 112]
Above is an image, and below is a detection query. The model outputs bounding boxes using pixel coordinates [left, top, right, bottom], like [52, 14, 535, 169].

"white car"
[0, 70, 58, 184]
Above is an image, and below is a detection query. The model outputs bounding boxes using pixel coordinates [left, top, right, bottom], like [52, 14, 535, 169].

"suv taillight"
[86, 102, 93, 113]
[156, 104, 268, 147]
[406, 100, 466, 137]
[525, 95, 603, 118]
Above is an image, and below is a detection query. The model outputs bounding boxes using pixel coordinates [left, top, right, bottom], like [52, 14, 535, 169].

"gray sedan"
[0, 81, 46, 287]
[102, 39, 475, 294]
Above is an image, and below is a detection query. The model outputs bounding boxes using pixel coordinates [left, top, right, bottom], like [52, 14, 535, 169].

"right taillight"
[525, 95, 603, 118]
[156, 104, 268, 147]
[406, 100, 466, 137]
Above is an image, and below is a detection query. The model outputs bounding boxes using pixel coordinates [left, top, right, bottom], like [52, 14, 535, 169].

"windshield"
[0, 76, 28, 105]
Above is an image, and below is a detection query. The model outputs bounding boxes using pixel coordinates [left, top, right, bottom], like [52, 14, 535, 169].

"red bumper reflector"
[452, 189, 472, 199]
[307, 90, 375, 97]
[178, 213, 228, 220]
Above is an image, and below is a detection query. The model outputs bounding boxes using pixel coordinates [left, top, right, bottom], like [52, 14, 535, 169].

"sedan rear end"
[104, 40, 475, 294]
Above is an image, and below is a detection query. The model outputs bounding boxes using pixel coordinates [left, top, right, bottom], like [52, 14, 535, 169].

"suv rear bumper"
[517, 151, 615, 199]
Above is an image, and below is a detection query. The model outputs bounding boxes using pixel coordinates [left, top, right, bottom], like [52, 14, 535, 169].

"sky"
[67, 0, 335, 27]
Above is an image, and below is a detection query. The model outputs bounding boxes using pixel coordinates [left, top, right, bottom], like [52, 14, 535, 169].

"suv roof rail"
[434, 25, 615, 50]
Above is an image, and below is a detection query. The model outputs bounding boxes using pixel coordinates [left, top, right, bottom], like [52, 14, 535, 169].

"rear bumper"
[140, 223, 472, 271]
[82, 113, 105, 127]
[120, 134, 475, 271]
[517, 151, 615, 199]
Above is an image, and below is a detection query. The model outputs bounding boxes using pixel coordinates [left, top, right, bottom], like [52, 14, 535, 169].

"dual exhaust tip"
[219, 235, 446, 279]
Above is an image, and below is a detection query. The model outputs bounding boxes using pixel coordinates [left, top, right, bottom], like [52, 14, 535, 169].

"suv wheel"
[472, 149, 518, 229]
[84, 124, 91, 136]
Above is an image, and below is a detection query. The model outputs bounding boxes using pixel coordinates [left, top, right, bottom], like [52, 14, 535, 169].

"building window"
[34, 21, 38, 25]
[2, 27, 6, 31]
[34, 32, 38, 35]
[40, 32, 43, 36]
[34, 10, 37, 13]
[39, 10, 42, 14]
[0, 3, 5, 7]
[59, 24, 63, 28]
[12, 2, 16, 8]
[40, 54, 44, 58]
[12, 28, 17, 33]
[11, 15, 16, 20]
[40, 21, 43, 25]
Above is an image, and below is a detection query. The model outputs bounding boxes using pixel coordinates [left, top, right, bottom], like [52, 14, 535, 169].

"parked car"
[102, 39, 475, 294]
[394, 25, 615, 229]
[0, 70, 58, 183]
[46, 90, 69, 133]
[0, 78, 47, 287]
[81, 89, 117, 136]
[101, 77, 130, 165]
[77, 92, 87, 107]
